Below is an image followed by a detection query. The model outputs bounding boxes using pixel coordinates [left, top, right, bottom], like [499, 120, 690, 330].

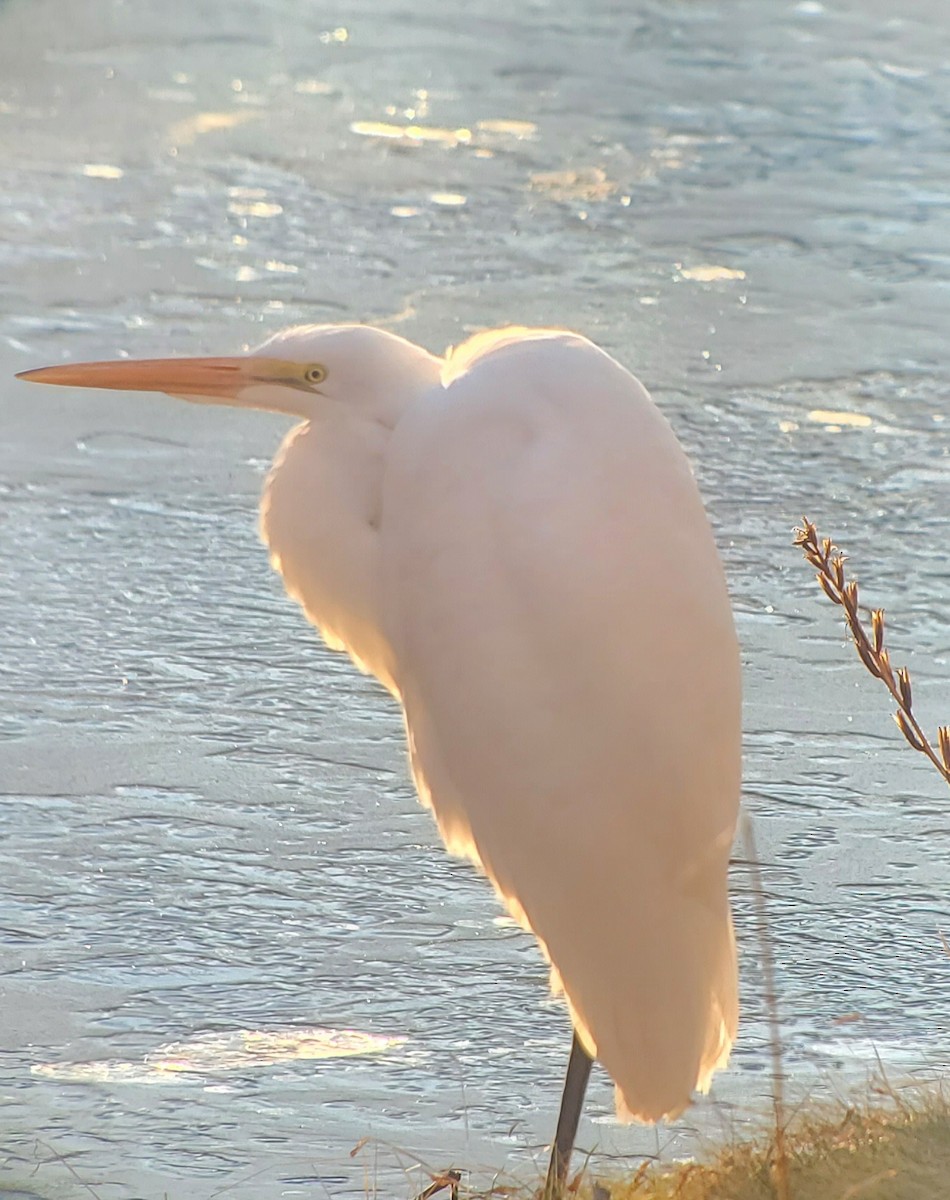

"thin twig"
[741, 814, 791, 1200]
[794, 519, 950, 786]
[30, 1139, 105, 1200]
[412, 1169, 462, 1200]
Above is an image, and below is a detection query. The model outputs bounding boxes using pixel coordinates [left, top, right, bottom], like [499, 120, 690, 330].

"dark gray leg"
[542, 1032, 593, 1199]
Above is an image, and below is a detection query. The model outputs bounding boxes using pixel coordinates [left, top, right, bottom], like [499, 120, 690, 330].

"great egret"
[17, 324, 741, 1195]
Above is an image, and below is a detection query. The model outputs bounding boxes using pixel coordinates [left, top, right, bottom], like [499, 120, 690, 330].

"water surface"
[1, 0, 949, 1195]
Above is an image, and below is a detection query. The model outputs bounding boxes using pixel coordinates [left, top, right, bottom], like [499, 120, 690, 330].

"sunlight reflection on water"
[1, 0, 949, 1196]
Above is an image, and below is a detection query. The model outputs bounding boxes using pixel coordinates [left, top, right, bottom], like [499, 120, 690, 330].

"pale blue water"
[1, 0, 949, 1196]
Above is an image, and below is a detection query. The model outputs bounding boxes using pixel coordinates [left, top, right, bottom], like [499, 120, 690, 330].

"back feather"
[381, 330, 740, 1121]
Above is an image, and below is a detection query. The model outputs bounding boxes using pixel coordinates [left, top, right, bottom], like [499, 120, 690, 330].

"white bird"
[18, 324, 741, 1195]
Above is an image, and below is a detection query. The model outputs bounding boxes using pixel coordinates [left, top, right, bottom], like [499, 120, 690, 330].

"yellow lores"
[18, 324, 741, 1196]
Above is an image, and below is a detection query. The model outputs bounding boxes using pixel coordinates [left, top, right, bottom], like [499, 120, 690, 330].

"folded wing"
[380, 330, 740, 1121]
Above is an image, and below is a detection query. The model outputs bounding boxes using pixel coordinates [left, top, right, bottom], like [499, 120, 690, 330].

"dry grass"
[11, 1094, 950, 1200]
[592, 1091, 950, 1200]
[432, 1090, 950, 1200]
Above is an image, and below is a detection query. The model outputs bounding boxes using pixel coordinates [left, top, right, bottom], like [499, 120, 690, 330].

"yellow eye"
[304, 364, 326, 386]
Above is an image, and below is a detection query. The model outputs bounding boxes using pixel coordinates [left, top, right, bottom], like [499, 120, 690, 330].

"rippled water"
[1, 0, 949, 1196]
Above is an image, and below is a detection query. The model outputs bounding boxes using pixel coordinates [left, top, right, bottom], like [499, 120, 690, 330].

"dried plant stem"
[794, 519, 950, 787]
[31, 1137, 105, 1200]
[742, 813, 791, 1200]
[413, 1169, 462, 1200]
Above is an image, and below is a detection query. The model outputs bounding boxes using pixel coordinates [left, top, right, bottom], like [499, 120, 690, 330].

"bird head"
[16, 323, 441, 425]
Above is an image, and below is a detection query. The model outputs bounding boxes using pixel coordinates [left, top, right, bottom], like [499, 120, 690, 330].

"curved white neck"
[260, 412, 398, 690]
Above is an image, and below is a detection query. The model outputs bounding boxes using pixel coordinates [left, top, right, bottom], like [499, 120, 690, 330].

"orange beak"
[15, 355, 268, 399]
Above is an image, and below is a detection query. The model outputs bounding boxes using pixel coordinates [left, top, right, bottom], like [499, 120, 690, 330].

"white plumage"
[260, 325, 740, 1122]
[19, 322, 741, 1131]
